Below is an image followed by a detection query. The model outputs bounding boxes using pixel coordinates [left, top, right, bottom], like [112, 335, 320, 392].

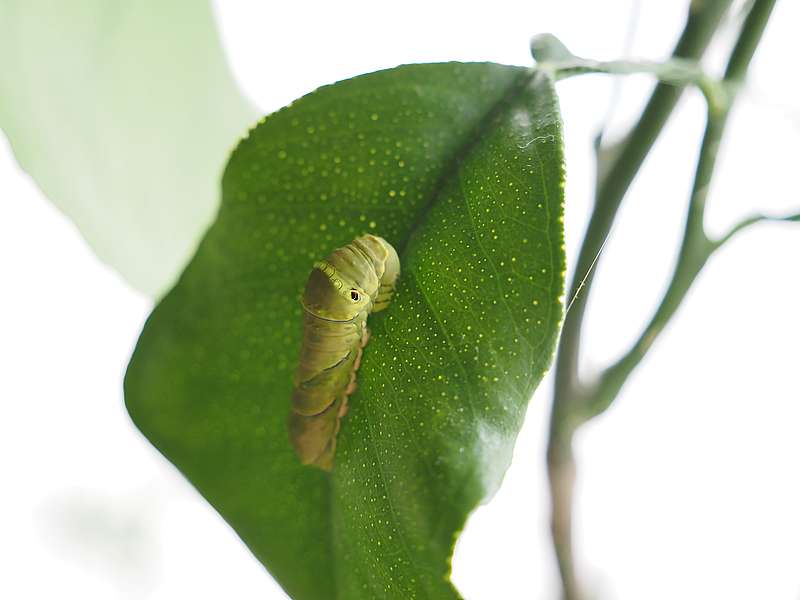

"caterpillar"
[289, 234, 400, 471]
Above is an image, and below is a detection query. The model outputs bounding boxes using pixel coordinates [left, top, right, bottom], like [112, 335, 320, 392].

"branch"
[539, 2, 789, 599]
[715, 211, 800, 248]
[585, 211, 800, 421]
[547, 0, 735, 435]
[586, 0, 779, 421]
[542, 4, 737, 599]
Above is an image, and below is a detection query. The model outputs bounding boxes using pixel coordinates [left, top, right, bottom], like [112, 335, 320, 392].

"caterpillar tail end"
[288, 396, 343, 472]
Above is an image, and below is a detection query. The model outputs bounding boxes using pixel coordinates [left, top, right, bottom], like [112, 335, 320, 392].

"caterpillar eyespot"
[288, 234, 400, 471]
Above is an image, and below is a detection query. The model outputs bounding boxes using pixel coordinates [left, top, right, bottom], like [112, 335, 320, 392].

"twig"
[588, 0, 779, 421]
[714, 211, 800, 248]
[539, 1, 770, 598]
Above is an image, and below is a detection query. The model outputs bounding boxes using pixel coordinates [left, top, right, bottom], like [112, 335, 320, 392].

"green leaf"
[0, 0, 257, 296]
[125, 62, 565, 599]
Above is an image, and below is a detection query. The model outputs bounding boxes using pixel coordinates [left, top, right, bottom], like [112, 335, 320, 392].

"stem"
[546, 3, 734, 597]
[586, 124, 717, 416]
[715, 211, 800, 247]
[547, 435, 579, 600]
[549, 57, 721, 105]
[590, 0, 777, 418]
[542, 1, 783, 597]
[552, 0, 734, 427]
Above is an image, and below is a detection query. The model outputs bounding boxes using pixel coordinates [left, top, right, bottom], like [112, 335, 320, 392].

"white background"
[1, 1, 798, 598]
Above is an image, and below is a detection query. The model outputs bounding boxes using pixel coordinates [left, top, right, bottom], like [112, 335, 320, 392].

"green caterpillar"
[289, 234, 400, 471]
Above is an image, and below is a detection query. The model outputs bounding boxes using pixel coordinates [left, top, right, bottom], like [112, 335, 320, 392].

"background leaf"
[125, 62, 565, 599]
[0, 0, 257, 296]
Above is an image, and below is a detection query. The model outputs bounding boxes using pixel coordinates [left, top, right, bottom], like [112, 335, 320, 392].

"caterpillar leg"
[340, 350, 361, 416]
[344, 346, 362, 396]
[345, 323, 369, 397]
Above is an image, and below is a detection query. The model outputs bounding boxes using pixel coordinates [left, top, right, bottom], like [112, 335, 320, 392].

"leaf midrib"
[326, 65, 540, 599]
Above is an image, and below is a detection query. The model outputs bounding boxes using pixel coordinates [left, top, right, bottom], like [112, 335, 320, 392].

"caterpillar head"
[301, 259, 372, 321]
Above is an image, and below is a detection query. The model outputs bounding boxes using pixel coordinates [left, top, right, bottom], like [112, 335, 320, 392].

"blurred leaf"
[125, 62, 565, 599]
[0, 0, 257, 296]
